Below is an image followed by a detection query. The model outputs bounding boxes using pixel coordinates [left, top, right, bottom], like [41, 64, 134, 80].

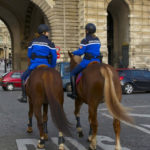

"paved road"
[0, 88, 150, 150]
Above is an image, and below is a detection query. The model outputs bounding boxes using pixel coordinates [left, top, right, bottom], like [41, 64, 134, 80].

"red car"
[0, 71, 23, 91]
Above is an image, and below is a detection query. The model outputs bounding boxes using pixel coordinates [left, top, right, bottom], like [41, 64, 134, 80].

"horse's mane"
[73, 55, 82, 64]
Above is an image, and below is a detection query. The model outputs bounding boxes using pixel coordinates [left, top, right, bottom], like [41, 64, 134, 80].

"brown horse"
[68, 52, 133, 150]
[25, 65, 71, 150]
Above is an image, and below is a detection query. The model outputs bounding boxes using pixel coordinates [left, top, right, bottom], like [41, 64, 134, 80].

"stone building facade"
[0, 0, 150, 70]
[0, 20, 11, 60]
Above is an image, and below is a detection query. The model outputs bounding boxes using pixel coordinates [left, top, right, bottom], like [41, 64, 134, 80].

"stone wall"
[20, 0, 150, 69]
[1, 0, 150, 70]
[77, 0, 150, 69]
[129, 0, 150, 69]
[49, 0, 79, 62]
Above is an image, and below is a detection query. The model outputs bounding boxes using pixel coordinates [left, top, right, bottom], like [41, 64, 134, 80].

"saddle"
[25, 64, 48, 85]
[76, 61, 99, 85]
[37, 64, 48, 68]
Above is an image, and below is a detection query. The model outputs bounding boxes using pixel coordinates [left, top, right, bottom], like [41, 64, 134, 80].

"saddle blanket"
[76, 72, 82, 85]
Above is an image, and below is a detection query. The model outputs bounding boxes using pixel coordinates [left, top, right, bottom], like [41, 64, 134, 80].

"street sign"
[56, 46, 60, 59]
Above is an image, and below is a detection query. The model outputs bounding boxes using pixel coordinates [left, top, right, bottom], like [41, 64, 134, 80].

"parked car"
[0, 71, 23, 91]
[117, 68, 150, 94]
[56, 62, 71, 92]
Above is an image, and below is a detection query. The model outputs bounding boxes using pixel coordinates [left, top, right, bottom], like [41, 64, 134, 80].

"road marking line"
[16, 136, 130, 150]
[102, 113, 150, 135]
[16, 139, 45, 150]
[129, 113, 150, 118]
[66, 137, 87, 150]
[51, 137, 70, 150]
[98, 105, 150, 111]
[97, 136, 130, 150]
[140, 124, 150, 129]
[51, 137, 87, 150]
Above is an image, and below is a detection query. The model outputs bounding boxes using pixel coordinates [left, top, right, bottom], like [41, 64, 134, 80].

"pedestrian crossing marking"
[16, 136, 130, 150]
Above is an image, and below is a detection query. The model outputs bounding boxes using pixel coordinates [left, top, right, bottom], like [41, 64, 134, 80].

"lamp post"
[4, 45, 7, 73]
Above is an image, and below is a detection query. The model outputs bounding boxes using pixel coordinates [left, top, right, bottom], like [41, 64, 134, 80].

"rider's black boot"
[67, 76, 77, 99]
[18, 81, 27, 103]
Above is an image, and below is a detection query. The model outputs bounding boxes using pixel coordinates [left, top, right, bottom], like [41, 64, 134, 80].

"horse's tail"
[43, 72, 72, 136]
[100, 66, 133, 124]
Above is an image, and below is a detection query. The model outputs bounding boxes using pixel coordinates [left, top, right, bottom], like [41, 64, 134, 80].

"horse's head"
[68, 51, 82, 71]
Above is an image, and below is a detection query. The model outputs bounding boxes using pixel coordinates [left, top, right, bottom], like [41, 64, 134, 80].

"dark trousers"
[70, 64, 84, 77]
[21, 69, 32, 82]
[19, 69, 32, 100]
[69, 65, 84, 97]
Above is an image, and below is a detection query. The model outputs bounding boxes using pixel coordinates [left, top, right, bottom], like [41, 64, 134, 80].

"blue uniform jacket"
[72, 34, 101, 68]
[28, 35, 57, 70]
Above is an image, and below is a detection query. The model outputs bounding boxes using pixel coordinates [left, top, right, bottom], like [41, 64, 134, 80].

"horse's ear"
[68, 51, 73, 58]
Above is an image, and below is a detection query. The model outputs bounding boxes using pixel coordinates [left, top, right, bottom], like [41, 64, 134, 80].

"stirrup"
[18, 97, 27, 103]
[67, 93, 77, 99]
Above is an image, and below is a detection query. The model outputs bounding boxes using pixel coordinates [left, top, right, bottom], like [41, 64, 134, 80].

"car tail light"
[119, 76, 124, 80]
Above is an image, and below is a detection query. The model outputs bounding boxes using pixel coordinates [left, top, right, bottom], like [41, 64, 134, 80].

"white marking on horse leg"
[88, 135, 92, 142]
[58, 143, 65, 150]
[59, 132, 63, 137]
[89, 136, 97, 150]
[77, 127, 82, 132]
[51, 137, 69, 150]
[58, 132, 65, 150]
[115, 136, 121, 150]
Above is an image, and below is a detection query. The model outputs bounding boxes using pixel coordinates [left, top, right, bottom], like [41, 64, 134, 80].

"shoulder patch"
[79, 46, 83, 49]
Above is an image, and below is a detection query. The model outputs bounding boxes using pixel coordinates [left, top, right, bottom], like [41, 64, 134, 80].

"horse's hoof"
[87, 138, 90, 142]
[89, 142, 96, 150]
[87, 136, 92, 142]
[115, 147, 121, 150]
[27, 127, 33, 133]
[88, 147, 96, 150]
[78, 131, 84, 138]
[59, 143, 65, 150]
[44, 134, 48, 141]
[37, 143, 45, 149]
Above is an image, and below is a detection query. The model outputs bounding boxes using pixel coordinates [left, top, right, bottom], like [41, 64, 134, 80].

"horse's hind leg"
[34, 104, 45, 149]
[58, 131, 65, 150]
[43, 104, 48, 141]
[27, 98, 33, 133]
[74, 99, 83, 137]
[88, 104, 98, 150]
[113, 118, 121, 150]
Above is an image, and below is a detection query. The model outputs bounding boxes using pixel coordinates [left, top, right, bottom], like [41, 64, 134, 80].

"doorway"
[107, 0, 130, 68]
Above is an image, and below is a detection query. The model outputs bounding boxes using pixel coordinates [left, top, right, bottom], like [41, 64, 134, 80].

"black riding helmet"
[85, 23, 96, 34]
[37, 24, 50, 34]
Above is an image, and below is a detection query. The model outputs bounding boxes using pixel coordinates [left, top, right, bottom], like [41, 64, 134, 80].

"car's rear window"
[11, 72, 21, 78]
[63, 63, 70, 76]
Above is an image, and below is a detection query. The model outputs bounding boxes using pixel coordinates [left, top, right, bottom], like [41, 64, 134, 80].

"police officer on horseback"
[18, 24, 57, 103]
[67, 23, 102, 99]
